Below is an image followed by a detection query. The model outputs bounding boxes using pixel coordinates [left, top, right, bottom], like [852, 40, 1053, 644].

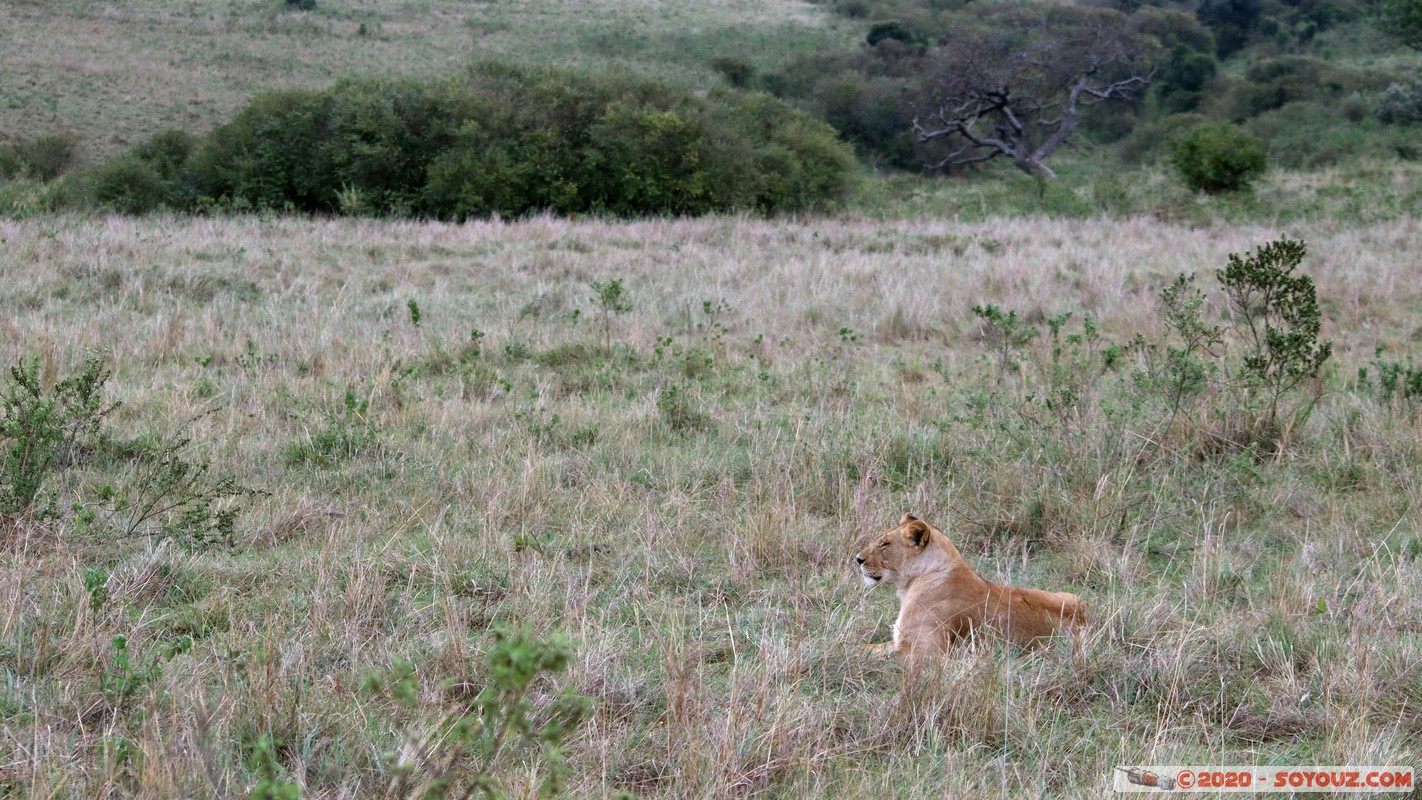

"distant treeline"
[731, 0, 1421, 171]
[4, 0, 1420, 219]
[78, 63, 857, 218]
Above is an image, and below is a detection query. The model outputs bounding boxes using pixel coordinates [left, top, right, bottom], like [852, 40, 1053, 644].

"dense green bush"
[187, 89, 336, 212]
[770, 0, 1410, 178]
[1374, 0, 1422, 50]
[1246, 102, 1396, 168]
[761, 31, 946, 171]
[1226, 57, 1382, 121]
[1136, 7, 1217, 55]
[1196, 0, 1263, 56]
[1155, 46, 1218, 114]
[780, 70, 921, 168]
[87, 64, 853, 218]
[87, 129, 198, 213]
[421, 66, 687, 217]
[1171, 122, 1267, 192]
[0, 134, 78, 181]
[1375, 77, 1422, 125]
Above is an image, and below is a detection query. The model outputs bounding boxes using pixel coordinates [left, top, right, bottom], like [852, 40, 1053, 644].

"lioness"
[855, 513, 1085, 656]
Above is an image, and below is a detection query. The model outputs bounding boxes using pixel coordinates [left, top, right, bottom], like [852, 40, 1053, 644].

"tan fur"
[855, 513, 1085, 657]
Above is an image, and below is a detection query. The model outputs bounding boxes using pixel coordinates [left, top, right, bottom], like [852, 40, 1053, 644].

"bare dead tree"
[912, 6, 1158, 178]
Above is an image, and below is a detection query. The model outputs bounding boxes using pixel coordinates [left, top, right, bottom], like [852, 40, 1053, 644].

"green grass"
[1, 212, 1419, 796]
[848, 158, 1422, 226]
[0, 0, 853, 166]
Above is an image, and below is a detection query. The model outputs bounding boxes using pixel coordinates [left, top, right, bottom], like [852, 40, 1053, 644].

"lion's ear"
[903, 520, 931, 549]
[899, 512, 919, 525]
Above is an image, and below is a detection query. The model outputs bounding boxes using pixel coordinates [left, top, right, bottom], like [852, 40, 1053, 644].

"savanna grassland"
[2, 209, 1421, 797]
[4, 0, 1422, 797]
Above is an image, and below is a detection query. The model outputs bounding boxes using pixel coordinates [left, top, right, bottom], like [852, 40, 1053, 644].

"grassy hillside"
[0, 0, 850, 165]
[6, 0, 1420, 216]
[1, 213, 1419, 796]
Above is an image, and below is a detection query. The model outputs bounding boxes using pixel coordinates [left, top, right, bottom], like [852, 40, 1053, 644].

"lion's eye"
[879, 541, 889, 548]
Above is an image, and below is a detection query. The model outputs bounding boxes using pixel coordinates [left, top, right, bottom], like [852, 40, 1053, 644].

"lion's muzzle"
[856, 555, 886, 586]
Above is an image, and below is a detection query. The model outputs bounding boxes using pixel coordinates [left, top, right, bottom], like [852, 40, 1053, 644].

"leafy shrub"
[87, 129, 197, 213]
[590, 278, 633, 354]
[283, 388, 377, 467]
[88, 159, 166, 214]
[188, 88, 336, 212]
[805, 72, 921, 167]
[971, 303, 1038, 385]
[0, 134, 78, 181]
[1368, 357, 1422, 403]
[1228, 57, 1381, 120]
[108, 427, 259, 551]
[1375, 78, 1422, 125]
[714, 18, 935, 166]
[1, 356, 257, 547]
[1217, 238, 1331, 432]
[1245, 102, 1384, 168]
[1340, 94, 1370, 123]
[284, 0, 316, 9]
[363, 626, 591, 797]
[657, 384, 711, 433]
[108, 64, 853, 219]
[975, 239, 1332, 461]
[322, 77, 456, 215]
[1170, 123, 1267, 193]
[1155, 46, 1218, 114]
[586, 104, 716, 215]
[1, 357, 115, 518]
[700, 89, 859, 212]
[432, 67, 854, 217]
[1136, 7, 1217, 54]
[246, 735, 301, 800]
[1138, 275, 1223, 421]
[1374, 0, 1422, 50]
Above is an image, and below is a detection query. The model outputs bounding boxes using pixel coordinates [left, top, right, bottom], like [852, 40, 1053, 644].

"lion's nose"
[855, 556, 866, 565]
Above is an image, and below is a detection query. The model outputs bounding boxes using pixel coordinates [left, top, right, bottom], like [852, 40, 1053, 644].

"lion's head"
[855, 512, 933, 587]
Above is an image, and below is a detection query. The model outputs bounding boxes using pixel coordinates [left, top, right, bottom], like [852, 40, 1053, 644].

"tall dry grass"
[1, 212, 1419, 797]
